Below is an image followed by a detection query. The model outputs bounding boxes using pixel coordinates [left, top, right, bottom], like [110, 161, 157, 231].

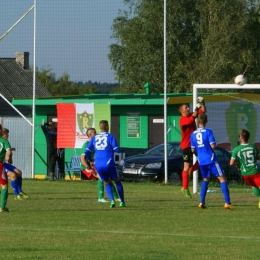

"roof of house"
[0, 58, 51, 100]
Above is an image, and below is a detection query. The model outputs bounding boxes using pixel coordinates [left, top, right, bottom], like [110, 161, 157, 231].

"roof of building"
[12, 91, 253, 106]
[0, 58, 51, 100]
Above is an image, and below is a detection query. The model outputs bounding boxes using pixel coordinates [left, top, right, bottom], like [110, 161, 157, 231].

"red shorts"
[243, 172, 260, 187]
[81, 169, 98, 180]
[0, 162, 8, 185]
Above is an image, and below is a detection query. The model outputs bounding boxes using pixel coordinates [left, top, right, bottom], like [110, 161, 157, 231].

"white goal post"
[192, 84, 260, 194]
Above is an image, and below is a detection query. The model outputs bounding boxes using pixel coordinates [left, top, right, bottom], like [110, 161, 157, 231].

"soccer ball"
[234, 75, 247, 86]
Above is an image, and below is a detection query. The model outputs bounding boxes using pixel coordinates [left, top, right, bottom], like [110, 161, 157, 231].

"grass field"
[1, 180, 260, 260]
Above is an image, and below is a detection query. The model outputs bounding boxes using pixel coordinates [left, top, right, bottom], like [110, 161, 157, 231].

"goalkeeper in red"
[230, 129, 260, 208]
[191, 114, 232, 209]
[178, 96, 206, 198]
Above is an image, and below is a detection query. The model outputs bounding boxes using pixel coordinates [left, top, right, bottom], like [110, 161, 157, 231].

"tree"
[108, 0, 260, 93]
[36, 68, 97, 96]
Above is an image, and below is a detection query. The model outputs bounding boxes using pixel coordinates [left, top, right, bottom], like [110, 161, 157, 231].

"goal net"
[192, 84, 260, 193]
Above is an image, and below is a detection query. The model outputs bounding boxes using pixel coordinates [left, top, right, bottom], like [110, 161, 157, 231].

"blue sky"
[0, 0, 126, 83]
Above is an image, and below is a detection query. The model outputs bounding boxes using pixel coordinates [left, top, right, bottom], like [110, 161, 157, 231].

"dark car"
[117, 142, 243, 184]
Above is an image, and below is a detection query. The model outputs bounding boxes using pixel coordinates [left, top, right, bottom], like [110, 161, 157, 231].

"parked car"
[117, 142, 243, 184]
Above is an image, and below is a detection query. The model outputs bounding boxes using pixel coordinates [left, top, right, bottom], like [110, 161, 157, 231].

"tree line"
[35, 67, 120, 96]
[108, 0, 260, 93]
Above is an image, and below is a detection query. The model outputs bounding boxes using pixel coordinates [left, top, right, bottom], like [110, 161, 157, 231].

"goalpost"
[1, 2, 36, 178]
[192, 84, 260, 194]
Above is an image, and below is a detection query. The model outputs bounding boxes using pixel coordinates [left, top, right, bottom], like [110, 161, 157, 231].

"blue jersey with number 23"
[85, 132, 120, 167]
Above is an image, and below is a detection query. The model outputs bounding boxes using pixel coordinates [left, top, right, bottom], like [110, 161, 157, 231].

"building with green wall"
[13, 91, 245, 179]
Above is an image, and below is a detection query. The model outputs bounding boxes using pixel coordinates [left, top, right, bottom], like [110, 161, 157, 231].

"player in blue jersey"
[190, 114, 232, 209]
[85, 120, 125, 208]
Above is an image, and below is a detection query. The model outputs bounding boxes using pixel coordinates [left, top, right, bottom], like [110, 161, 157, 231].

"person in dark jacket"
[41, 122, 65, 179]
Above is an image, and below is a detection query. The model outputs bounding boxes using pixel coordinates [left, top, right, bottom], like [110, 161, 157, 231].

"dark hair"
[197, 113, 208, 124]
[240, 129, 250, 142]
[86, 128, 96, 137]
[2, 128, 9, 136]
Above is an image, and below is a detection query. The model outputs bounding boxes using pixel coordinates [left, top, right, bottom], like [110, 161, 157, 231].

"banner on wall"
[202, 101, 259, 151]
[56, 103, 110, 148]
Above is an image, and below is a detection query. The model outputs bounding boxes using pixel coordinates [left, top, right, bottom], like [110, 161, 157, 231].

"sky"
[0, 0, 126, 83]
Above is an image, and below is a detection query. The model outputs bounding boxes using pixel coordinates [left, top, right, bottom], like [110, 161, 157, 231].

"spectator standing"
[41, 122, 65, 180]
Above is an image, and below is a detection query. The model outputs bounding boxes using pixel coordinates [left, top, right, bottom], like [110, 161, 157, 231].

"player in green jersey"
[230, 129, 260, 208]
[0, 124, 12, 212]
[2, 128, 29, 200]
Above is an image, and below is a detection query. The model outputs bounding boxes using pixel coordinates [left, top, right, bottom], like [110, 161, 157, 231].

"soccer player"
[0, 124, 12, 212]
[230, 129, 260, 208]
[85, 120, 125, 208]
[2, 128, 29, 200]
[190, 113, 232, 209]
[178, 96, 206, 198]
[80, 128, 120, 203]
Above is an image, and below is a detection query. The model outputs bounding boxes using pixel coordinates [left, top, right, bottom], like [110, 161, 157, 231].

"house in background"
[0, 52, 51, 179]
[0, 52, 51, 117]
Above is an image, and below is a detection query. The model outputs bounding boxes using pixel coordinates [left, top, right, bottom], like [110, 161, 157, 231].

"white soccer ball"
[234, 75, 247, 86]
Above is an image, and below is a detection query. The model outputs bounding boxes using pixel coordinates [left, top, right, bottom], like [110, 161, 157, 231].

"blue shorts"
[95, 163, 118, 182]
[199, 161, 225, 178]
[4, 162, 16, 173]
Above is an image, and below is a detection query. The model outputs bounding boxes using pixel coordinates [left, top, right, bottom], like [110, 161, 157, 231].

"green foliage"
[109, 0, 260, 93]
[36, 67, 119, 96]
[2, 180, 260, 259]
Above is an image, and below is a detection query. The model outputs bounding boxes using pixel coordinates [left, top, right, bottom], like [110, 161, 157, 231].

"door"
[148, 115, 164, 148]
[111, 115, 120, 146]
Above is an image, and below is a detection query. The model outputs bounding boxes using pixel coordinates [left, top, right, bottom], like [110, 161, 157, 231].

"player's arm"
[80, 153, 90, 169]
[5, 148, 12, 164]
[111, 135, 120, 153]
[229, 148, 241, 169]
[85, 139, 94, 163]
[191, 103, 202, 118]
[210, 144, 216, 149]
[197, 96, 206, 113]
[190, 134, 196, 154]
[230, 157, 240, 170]
[229, 157, 236, 166]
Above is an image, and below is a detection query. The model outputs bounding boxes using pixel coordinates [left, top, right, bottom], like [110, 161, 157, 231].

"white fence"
[1, 117, 32, 178]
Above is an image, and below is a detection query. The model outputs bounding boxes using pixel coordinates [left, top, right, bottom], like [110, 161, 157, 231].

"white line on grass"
[0, 227, 259, 241]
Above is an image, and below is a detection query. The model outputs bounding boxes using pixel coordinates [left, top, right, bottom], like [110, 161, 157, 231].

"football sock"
[189, 161, 199, 174]
[252, 187, 260, 197]
[10, 180, 19, 196]
[115, 180, 124, 203]
[1, 188, 8, 209]
[110, 182, 119, 199]
[17, 176, 22, 190]
[200, 181, 209, 205]
[220, 182, 231, 205]
[182, 170, 189, 189]
[97, 180, 104, 199]
[105, 182, 114, 201]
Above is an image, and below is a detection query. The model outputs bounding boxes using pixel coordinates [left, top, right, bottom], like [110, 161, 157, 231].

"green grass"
[1, 180, 260, 260]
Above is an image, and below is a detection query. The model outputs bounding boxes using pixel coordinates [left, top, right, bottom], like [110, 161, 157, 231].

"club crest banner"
[57, 103, 110, 148]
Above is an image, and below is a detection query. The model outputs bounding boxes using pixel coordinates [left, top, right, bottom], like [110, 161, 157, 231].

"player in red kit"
[178, 97, 206, 198]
